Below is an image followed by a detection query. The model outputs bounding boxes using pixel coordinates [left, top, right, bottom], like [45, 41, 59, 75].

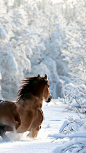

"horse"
[16, 74, 52, 138]
[0, 74, 52, 140]
[0, 100, 21, 140]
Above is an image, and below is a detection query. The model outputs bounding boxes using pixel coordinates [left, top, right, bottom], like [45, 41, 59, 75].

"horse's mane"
[17, 76, 39, 100]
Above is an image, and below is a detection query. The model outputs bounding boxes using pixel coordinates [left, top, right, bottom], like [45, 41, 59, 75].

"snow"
[0, 0, 72, 100]
[0, 0, 86, 99]
[0, 100, 86, 153]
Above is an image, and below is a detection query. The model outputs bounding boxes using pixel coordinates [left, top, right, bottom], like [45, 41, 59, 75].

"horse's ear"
[38, 74, 40, 78]
[44, 74, 47, 80]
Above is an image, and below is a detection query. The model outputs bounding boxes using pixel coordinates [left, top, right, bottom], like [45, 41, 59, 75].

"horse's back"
[0, 100, 17, 116]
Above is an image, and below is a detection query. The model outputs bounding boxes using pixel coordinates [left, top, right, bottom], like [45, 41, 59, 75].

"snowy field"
[0, 99, 86, 153]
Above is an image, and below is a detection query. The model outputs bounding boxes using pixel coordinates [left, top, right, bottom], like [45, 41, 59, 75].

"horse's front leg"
[29, 109, 44, 138]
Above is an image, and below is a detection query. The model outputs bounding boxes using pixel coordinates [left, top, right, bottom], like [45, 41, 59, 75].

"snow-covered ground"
[0, 99, 86, 153]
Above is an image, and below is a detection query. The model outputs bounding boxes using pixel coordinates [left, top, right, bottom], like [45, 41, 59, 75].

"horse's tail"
[12, 103, 21, 130]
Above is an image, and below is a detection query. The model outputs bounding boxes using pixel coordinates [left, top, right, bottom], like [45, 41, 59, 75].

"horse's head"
[37, 74, 52, 103]
[17, 74, 52, 103]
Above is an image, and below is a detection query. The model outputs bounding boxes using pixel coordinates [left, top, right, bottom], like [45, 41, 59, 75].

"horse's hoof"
[1, 134, 10, 141]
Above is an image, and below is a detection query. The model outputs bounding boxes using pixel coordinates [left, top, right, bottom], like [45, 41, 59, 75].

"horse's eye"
[46, 83, 50, 88]
[48, 85, 50, 88]
[46, 81, 50, 88]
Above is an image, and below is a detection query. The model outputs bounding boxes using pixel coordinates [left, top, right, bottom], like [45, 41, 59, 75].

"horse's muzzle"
[46, 94, 52, 103]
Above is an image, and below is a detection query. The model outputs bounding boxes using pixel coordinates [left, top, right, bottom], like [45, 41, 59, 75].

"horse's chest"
[18, 110, 33, 133]
[22, 112, 30, 123]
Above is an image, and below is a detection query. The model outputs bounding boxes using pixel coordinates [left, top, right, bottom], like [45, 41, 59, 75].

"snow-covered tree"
[0, 0, 85, 100]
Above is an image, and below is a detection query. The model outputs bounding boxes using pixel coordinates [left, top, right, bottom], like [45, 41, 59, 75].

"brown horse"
[0, 74, 52, 140]
[16, 74, 52, 138]
[0, 100, 21, 140]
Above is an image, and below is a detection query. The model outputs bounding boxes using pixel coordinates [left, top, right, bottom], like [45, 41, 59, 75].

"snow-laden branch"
[52, 138, 86, 153]
[49, 132, 86, 139]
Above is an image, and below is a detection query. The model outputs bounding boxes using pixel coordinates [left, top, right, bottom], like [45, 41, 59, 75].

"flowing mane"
[17, 76, 39, 100]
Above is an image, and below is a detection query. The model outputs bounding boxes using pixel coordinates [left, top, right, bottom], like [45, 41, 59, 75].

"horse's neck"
[16, 99, 24, 107]
[30, 93, 43, 109]
[33, 84, 45, 98]
[16, 94, 43, 110]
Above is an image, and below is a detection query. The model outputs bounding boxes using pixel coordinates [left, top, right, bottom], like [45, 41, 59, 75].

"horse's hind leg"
[12, 103, 21, 130]
[0, 125, 10, 141]
[29, 109, 44, 138]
